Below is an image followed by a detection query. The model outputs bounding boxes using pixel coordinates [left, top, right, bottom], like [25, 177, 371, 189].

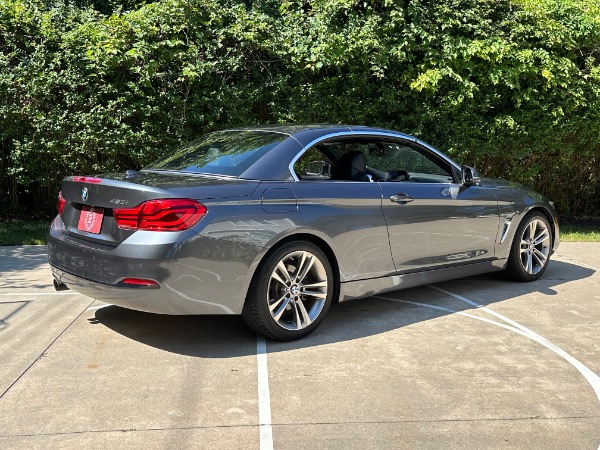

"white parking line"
[430, 286, 600, 403]
[256, 335, 273, 450]
[375, 286, 600, 406]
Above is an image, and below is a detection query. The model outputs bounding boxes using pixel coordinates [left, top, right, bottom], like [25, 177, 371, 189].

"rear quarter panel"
[194, 181, 396, 283]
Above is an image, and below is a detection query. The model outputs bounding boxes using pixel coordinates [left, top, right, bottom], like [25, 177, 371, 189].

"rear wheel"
[242, 241, 334, 341]
[505, 212, 552, 281]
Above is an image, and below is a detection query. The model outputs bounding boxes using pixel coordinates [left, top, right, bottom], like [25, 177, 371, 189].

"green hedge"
[1, 0, 599, 215]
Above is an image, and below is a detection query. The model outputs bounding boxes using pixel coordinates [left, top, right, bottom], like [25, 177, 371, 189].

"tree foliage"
[1, 0, 599, 215]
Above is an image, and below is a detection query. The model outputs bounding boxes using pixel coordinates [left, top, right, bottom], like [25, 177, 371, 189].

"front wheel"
[505, 211, 552, 281]
[242, 241, 334, 341]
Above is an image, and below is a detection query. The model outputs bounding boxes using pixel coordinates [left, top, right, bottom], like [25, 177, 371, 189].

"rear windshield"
[146, 130, 287, 177]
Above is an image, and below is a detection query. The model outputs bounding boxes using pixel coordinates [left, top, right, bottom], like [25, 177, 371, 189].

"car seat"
[332, 151, 370, 182]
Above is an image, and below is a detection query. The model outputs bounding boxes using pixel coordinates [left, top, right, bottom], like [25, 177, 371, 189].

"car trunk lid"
[59, 172, 259, 246]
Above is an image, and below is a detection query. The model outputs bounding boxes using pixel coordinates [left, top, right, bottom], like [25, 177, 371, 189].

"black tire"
[505, 211, 552, 282]
[242, 240, 334, 341]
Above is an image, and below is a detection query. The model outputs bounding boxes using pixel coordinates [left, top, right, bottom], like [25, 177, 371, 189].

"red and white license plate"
[78, 206, 104, 234]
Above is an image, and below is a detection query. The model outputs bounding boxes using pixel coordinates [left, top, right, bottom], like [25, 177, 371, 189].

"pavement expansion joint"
[267, 415, 600, 426]
[0, 423, 264, 439]
[1, 415, 599, 440]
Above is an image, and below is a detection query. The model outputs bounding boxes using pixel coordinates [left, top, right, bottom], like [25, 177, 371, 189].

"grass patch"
[0, 220, 50, 245]
[560, 224, 600, 242]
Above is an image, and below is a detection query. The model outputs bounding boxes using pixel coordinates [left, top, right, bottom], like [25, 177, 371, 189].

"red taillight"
[120, 278, 159, 287]
[57, 191, 66, 215]
[114, 199, 207, 231]
[73, 176, 103, 183]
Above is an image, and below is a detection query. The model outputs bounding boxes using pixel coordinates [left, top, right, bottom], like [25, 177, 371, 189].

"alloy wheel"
[267, 250, 328, 330]
[519, 218, 551, 275]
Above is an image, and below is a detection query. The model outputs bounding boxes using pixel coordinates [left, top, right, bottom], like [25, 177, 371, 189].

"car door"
[291, 142, 396, 282]
[367, 139, 500, 273]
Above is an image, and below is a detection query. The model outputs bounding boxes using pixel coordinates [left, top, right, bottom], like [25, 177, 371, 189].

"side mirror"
[305, 160, 331, 177]
[461, 165, 481, 187]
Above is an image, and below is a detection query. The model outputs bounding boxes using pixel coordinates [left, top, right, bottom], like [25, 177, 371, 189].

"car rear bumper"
[50, 265, 238, 314]
[48, 216, 261, 315]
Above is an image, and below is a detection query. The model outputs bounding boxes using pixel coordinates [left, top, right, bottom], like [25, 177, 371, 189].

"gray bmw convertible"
[48, 125, 559, 340]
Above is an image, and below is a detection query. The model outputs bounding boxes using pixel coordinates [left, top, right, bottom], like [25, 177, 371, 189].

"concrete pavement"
[0, 244, 599, 449]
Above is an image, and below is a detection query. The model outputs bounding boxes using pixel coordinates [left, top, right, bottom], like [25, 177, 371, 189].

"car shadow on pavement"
[92, 259, 595, 358]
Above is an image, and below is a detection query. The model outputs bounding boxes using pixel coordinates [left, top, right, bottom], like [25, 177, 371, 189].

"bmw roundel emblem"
[81, 187, 89, 201]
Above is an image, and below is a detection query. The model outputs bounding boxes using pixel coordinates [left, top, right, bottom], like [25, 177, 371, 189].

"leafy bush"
[0, 0, 599, 215]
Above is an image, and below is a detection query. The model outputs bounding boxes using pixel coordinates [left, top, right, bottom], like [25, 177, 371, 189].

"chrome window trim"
[288, 131, 461, 182]
[213, 128, 293, 136]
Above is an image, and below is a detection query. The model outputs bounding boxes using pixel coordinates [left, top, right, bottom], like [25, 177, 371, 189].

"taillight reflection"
[57, 191, 66, 215]
[120, 278, 159, 287]
[114, 199, 207, 231]
[72, 176, 103, 183]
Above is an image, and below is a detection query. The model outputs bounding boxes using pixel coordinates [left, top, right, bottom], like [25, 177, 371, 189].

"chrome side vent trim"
[499, 220, 512, 244]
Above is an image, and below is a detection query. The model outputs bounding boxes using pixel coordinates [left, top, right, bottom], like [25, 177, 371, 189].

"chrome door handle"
[390, 193, 415, 204]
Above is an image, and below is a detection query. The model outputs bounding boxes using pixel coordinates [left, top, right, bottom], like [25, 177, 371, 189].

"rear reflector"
[120, 278, 159, 287]
[114, 199, 207, 231]
[57, 191, 66, 215]
[72, 176, 103, 183]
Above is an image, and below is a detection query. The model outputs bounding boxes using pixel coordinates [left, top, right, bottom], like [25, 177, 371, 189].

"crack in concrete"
[1, 415, 599, 439]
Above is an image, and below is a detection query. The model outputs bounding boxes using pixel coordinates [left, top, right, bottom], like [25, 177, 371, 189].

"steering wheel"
[386, 169, 410, 181]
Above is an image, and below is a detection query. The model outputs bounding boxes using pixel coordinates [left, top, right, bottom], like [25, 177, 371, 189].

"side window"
[293, 138, 455, 183]
[293, 140, 373, 181]
[366, 142, 454, 183]
[294, 147, 332, 180]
